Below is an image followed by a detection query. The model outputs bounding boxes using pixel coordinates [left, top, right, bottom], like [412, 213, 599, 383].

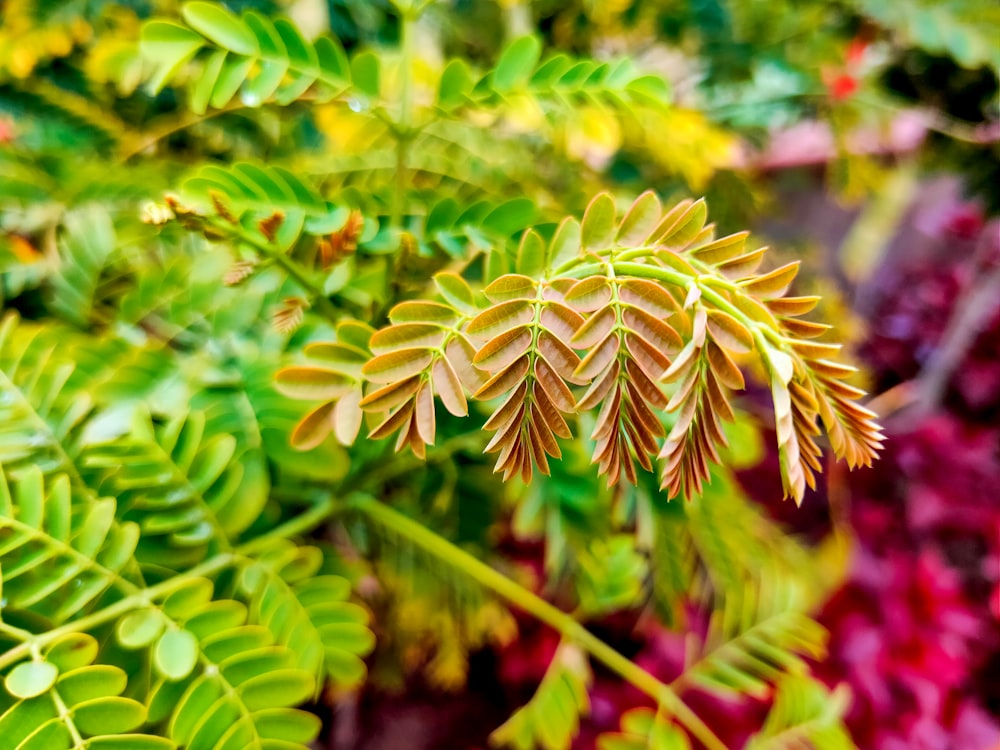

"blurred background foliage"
[0, 0, 998, 749]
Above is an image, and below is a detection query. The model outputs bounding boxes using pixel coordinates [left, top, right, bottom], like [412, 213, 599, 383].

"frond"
[440, 37, 671, 118]
[140, 2, 352, 108]
[128, 576, 322, 750]
[281, 191, 884, 504]
[746, 675, 854, 750]
[0, 466, 142, 625]
[0, 631, 167, 750]
[489, 642, 592, 750]
[47, 206, 117, 328]
[597, 707, 691, 750]
[676, 587, 827, 700]
[274, 319, 374, 450]
[0, 314, 93, 487]
[81, 407, 265, 561]
[238, 539, 375, 688]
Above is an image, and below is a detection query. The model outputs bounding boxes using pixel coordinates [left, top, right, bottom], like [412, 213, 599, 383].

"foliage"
[0, 0, 949, 748]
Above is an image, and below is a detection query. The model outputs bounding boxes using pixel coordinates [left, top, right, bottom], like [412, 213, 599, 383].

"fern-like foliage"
[279, 191, 883, 504]
[490, 643, 592, 750]
[0, 311, 374, 748]
[745, 676, 853, 749]
[597, 707, 691, 750]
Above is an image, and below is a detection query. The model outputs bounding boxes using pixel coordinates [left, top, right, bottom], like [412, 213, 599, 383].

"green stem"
[0, 553, 236, 672]
[239, 495, 342, 555]
[390, 10, 417, 230]
[211, 219, 341, 322]
[0, 622, 33, 642]
[0, 495, 349, 672]
[349, 495, 728, 750]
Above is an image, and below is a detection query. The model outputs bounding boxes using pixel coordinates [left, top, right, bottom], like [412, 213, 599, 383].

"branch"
[348, 494, 728, 750]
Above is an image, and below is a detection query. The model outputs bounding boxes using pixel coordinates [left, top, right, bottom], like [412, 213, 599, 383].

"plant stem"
[213, 219, 341, 322]
[390, 9, 417, 231]
[348, 495, 728, 750]
[0, 553, 236, 671]
[239, 495, 342, 554]
[0, 494, 352, 672]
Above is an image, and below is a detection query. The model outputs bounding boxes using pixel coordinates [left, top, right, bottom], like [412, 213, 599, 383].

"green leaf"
[140, 21, 205, 94]
[493, 35, 542, 92]
[5, 661, 58, 699]
[84, 737, 177, 750]
[57, 665, 127, 705]
[44, 634, 98, 672]
[154, 630, 200, 681]
[547, 217, 582, 271]
[315, 36, 350, 84]
[350, 52, 380, 98]
[581, 193, 616, 250]
[189, 49, 227, 115]
[516, 229, 546, 278]
[253, 708, 322, 743]
[182, 2, 259, 56]
[482, 198, 537, 237]
[434, 273, 477, 315]
[237, 669, 314, 711]
[116, 609, 165, 650]
[73, 697, 147, 734]
[438, 59, 473, 109]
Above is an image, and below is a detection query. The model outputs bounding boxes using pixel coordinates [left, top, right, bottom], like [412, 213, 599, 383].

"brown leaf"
[529, 405, 562, 459]
[534, 356, 575, 412]
[484, 274, 537, 302]
[290, 402, 335, 450]
[370, 323, 446, 353]
[224, 260, 255, 286]
[781, 318, 832, 339]
[333, 388, 364, 445]
[414, 383, 436, 445]
[540, 302, 585, 341]
[447, 336, 488, 391]
[360, 375, 422, 412]
[362, 348, 434, 384]
[275, 366, 353, 401]
[537, 330, 582, 381]
[475, 356, 530, 400]
[474, 326, 533, 371]
[571, 305, 616, 349]
[706, 309, 754, 353]
[565, 277, 612, 312]
[739, 261, 800, 299]
[369, 401, 415, 440]
[533, 381, 572, 438]
[717, 247, 766, 279]
[622, 306, 683, 354]
[574, 332, 619, 381]
[625, 359, 667, 409]
[623, 333, 671, 380]
[484, 381, 528, 432]
[258, 212, 285, 242]
[467, 299, 534, 339]
[688, 231, 748, 265]
[618, 278, 679, 319]
[705, 341, 745, 391]
[767, 296, 821, 317]
[432, 357, 468, 417]
[577, 359, 620, 411]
